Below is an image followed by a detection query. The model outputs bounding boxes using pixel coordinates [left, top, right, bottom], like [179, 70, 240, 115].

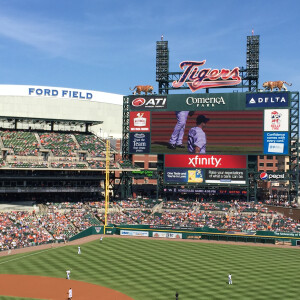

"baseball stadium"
[0, 36, 300, 300]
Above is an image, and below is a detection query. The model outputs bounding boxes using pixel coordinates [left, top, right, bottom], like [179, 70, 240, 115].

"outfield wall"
[69, 225, 300, 246]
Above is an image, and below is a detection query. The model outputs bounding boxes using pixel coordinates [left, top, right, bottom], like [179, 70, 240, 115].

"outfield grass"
[0, 238, 300, 299]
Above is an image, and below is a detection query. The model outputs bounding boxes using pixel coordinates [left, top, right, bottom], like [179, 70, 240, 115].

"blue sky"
[0, 0, 299, 95]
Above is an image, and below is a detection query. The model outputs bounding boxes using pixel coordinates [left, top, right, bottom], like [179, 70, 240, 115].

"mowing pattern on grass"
[0, 238, 300, 300]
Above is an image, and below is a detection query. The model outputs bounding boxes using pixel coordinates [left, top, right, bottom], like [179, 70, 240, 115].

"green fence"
[69, 225, 300, 246]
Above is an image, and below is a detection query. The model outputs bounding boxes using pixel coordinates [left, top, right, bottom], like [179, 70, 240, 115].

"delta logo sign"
[246, 92, 289, 108]
[172, 60, 241, 92]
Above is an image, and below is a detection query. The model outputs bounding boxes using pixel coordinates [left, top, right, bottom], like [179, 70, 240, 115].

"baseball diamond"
[0, 236, 300, 300]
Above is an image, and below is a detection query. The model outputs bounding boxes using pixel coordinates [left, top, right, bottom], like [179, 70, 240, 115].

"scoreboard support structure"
[288, 92, 299, 203]
[121, 36, 299, 203]
[156, 35, 260, 94]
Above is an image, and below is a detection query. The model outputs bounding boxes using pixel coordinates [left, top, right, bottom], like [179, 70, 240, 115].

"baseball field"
[0, 237, 299, 300]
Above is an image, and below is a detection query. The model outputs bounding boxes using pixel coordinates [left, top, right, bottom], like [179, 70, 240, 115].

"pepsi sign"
[260, 172, 287, 181]
[246, 92, 289, 108]
[260, 172, 268, 180]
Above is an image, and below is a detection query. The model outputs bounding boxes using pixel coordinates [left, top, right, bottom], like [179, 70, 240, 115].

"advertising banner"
[164, 167, 246, 185]
[130, 111, 150, 132]
[264, 132, 289, 155]
[130, 93, 247, 111]
[153, 232, 183, 239]
[129, 95, 167, 110]
[165, 155, 247, 169]
[259, 172, 289, 181]
[163, 187, 247, 195]
[120, 230, 149, 237]
[164, 168, 204, 184]
[205, 169, 247, 184]
[246, 92, 289, 108]
[264, 109, 289, 131]
[129, 132, 150, 154]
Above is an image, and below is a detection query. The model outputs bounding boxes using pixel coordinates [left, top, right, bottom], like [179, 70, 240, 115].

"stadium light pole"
[104, 139, 110, 234]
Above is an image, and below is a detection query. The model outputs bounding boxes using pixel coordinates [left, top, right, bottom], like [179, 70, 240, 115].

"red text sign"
[172, 60, 241, 92]
[165, 154, 247, 169]
[130, 111, 150, 132]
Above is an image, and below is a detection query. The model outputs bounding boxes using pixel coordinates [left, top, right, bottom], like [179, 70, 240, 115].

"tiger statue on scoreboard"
[130, 85, 154, 95]
[262, 81, 292, 92]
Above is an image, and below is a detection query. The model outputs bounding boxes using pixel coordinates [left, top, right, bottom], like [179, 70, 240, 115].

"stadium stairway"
[0, 136, 4, 149]
[71, 134, 81, 151]
[143, 202, 163, 223]
[34, 133, 42, 148]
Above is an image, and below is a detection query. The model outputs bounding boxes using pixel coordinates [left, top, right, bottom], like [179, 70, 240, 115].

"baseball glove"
[188, 111, 195, 117]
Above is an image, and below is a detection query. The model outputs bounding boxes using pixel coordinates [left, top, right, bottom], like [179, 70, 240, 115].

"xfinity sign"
[246, 92, 288, 108]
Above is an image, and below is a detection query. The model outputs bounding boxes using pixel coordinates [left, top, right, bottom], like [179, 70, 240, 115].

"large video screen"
[151, 110, 263, 154]
[128, 92, 290, 156]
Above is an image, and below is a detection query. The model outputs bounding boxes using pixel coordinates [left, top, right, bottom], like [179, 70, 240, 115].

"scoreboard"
[126, 91, 290, 186]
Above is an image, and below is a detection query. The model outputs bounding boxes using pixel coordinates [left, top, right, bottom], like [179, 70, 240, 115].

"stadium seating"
[0, 131, 39, 156]
[74, 133, 107, 157]
[2, 200, 300, 252]
[0, 129, 123, 170]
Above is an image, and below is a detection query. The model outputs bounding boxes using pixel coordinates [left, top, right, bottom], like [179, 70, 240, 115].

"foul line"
[0, 247, 55, 266]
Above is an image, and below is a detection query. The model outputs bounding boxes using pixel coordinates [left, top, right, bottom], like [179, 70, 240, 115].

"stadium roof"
[0, 116, 103, 126]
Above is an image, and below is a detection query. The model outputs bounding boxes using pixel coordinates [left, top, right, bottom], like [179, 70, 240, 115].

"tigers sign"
[172, 60, 241, 92]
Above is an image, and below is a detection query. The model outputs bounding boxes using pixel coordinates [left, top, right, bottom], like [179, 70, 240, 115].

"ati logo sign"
[260, 172, 285, 180]
[172, 60, 241, 92]
[131, 97, 167, 108]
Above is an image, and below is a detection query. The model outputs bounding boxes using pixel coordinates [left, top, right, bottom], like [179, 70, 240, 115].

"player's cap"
[196, 115, 210, 125]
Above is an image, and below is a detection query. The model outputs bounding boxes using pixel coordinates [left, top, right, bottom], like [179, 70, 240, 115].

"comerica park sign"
[172, 60, 241, 92]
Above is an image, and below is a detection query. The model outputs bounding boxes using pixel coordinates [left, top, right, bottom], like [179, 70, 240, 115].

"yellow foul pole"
[104, 139, 110, 234]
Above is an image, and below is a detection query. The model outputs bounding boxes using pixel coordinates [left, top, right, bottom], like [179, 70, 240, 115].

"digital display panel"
[151, 110, 263, 154]
[128, 92, 290, 156]
[164, 154, 247, 185]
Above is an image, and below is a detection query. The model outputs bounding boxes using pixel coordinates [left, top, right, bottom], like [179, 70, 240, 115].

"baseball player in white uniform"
[66, 270, 71, 280]
[68, 288, 73, 299]
[78, 246, 81, 254]
[168, 111, 194, 149]
[228, 274, 232, 284]
[188, 115, 209, 154]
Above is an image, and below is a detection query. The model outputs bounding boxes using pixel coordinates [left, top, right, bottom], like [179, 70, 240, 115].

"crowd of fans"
[0, 131, 39, 156]
[1, 199, 300, 252]
[0, 129, 127, 170]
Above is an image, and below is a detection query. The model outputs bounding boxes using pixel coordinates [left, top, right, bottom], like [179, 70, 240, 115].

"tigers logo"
[172, 60, 241, 92]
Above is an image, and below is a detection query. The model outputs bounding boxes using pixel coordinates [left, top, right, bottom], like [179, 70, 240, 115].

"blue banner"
[129, 132, 150, 153]
[246, 92, 289, 108]
[164, 168, 204, 184]
[264, 132, 289, 155]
